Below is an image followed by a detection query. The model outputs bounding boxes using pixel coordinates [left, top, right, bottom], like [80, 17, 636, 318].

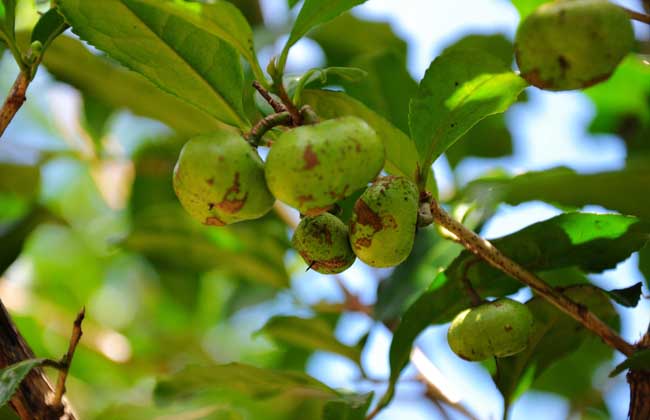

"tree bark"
[0, 299, 76, 420]
[628, 331, 650, 420]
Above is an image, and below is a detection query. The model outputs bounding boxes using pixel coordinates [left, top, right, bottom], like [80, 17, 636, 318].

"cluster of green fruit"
[173, 115, 421, 272]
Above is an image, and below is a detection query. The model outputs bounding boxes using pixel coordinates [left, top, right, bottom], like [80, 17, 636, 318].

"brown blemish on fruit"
[206, 178, 214, 186]
[354, 200, 383, 232]
[328, 185, 350, 201]
[323, 227, 333, 245]
[303, 145, 320, 170]
[355, 237, 372, 248]
[208, 203, 215, 211]
[217, 172, 247, 214]
[504, 325, 513, 332]
[204, 216, 226, 226]
[303, 205, 332, 217]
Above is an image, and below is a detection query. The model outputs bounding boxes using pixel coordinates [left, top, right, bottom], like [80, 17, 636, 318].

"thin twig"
[0, 72, 30, 139]
[252, 81, 286, 114]
[460, 258, 483, 307]
[429, 199, 635, 357]
[620, 6, 650, 24]
[275, 82, 302, 126]
[52, 308, 85, 409]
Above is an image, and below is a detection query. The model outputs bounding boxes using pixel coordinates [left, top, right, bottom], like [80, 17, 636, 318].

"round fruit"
[447, 298, 534, 361]
[265, 116, 385, 216]
[515, 0, 634, 91]
[173, 130, 275, 226]
[349, 176, 419, 268]
[291, 213, 356, 274]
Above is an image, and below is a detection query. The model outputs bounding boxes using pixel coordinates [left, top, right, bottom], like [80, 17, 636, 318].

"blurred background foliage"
[0, 0, 649, 419]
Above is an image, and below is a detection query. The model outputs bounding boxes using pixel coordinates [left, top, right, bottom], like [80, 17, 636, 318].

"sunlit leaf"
[58, 0, 249, 128]
[409, 50, 527, 181]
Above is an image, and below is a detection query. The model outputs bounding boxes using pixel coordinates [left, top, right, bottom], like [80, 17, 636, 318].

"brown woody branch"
[429, 198, 635, 357]
[0, 298, 77, 419]
[0, 72, 29, 139]
[52, 308, 85, 411]
[621, 6, 650, 24]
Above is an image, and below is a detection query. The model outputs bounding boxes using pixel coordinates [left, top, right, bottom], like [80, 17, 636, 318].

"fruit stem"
[620, 6, 650, 24]
[461, 258, 483, 307]
[429, 198, 636, 357]
[274, 80, 303, 126]
[245, 111, 292, 147]
[252, 80, 286, 114]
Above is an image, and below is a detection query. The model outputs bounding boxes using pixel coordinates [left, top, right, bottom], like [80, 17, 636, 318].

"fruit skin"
[173, 130, 275, 226]
[265, 116, 385, 216]
[291, 213, 356, 274]
[349, 176, 419, 268]
[447, 298, 534, 361]
[515, 0, 635, 91]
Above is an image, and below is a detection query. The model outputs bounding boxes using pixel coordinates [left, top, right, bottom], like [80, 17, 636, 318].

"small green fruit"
[291, 213, 356, 274]
[265, 116, 385, 216]
[515, 0, 635, 91]
[349, 176, 419, 268]
[173, 130, 275, 226]
[447, 298, 534, 361]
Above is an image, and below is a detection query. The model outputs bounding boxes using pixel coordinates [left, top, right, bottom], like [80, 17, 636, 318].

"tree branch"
[620, 6, 650, 24]
[0, 298, 77, 419]
[52, 308, 85, 411]
[429, 198, 635, 357]
[0, 72, 30, 139]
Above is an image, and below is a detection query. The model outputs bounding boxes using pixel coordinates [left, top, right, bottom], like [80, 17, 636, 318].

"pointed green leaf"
[58, 0, 249, 128]
[0, 0, 16, 43]
[495, 285, 618, 404]
[0, 358, 44, 407]
[257, 316, 362, 364]
[40, 35, 229, 135]
[409, 50, 527, 178]
[511, 0, 551, 18]
[610, 348, 650, 377]
[463, 164, 650, 219]
[30, 8, 67, 50]
[606, 282, 642, 308]
[323, 392, 373, 420]
[279, 0, 368, 71]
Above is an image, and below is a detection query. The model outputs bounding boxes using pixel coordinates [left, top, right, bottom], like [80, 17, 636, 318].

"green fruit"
[349, 176, 419, 268]
[173, 130, 275, 226]
[515, 0, 635, 91]
[291, 213, 355, 274]
[447, 298, 534, 361]
[265, 116, 385, 216]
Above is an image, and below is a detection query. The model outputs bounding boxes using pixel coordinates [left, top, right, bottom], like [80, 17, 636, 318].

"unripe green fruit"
[265, 116, 385, 216]
[173, 130, 275, 226]
[447, 298, 534, 361]
[291, 213, 355, 274]
[349, 176, 419, 268]
[515, 0, 634, 91]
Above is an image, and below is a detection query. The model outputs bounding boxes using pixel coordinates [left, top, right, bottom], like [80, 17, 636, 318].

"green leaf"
[344, 51, 417, 134]
[445, 114, 513, 168]
[606, 282, 642, 308]
[30, 8, 67, 51]
[257, 316, 362, 364]
[383, 212, 649, 410]
[81, 93, 114, 145]
[443, 33, 514, 66]
[279, 0, 368, 72]
[495, 285, 618, 405]
[610, 348, 650, 377]
[510, 0, 551, 18]
[310, 13, 407, 66]
[323, 392, 373, 420]
[302, 89, 434, 192]
[640, 243, 650, 289]
[131, 0, 266, 82]
[0, 0, 16, 43]
[409, 50, 527, 180]
[58, 0, 249, 128]
[0, 359, 44, 407]
[40, 35, 229, 135]
[462, 164, 650, 219]
[154, 363, 370, 418]
[292, 66, 368, 104]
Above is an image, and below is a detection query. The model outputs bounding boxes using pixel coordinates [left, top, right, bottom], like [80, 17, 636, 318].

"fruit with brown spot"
[265, 116, 384, 215]
[349, 176, 419, 267]
[173, 129, 275, 226]
[291, 213, 356, 274]
[515, 0, 634, 91]
[447, 298, 534, 361]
